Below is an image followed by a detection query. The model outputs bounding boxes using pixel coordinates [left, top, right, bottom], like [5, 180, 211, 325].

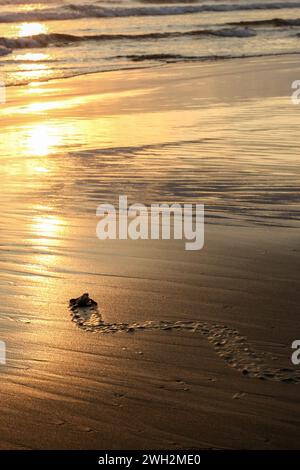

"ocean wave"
[229, 17, 300, 27]
[64, 2, 300, 18]
[1, 2, 300, 23]
[0, 28, 256, 50]
[0, 33, 82, 49]
[0, 45, 11, 56]
[119, 50, 300, 63]
[209, 28, 256, 38]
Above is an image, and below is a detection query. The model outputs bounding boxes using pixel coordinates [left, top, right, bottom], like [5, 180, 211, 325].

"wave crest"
[0, 27, 256, 51]
[1, 2, 300, 23]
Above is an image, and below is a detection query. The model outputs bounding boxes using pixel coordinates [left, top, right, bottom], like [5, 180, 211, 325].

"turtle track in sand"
[70, 302, 300, 384]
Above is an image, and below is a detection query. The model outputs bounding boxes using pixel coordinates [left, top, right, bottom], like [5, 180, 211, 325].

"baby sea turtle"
[69, 293, 98, 311]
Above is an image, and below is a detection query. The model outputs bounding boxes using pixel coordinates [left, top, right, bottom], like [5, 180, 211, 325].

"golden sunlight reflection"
[9, 88, 148, 116]
[33, 166, 49, 173]
[18, 22, 47, 37]
[11, 69, 54, 85]
[32, 215, 66, 239]
[19, 100, 65, 114]
[29, 215, 68, 274]
[15, 53, 49, 62]
[10, 57, 52, 84]
[27, 82, 48, 93]
[12, 25, 51, 84]
[25, 124, 61, 157]
[2, 121, 79, 161]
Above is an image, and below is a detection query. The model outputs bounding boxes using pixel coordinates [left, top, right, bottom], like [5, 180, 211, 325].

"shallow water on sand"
[1, 58, 300, 229]
[0, 58, 300, 343]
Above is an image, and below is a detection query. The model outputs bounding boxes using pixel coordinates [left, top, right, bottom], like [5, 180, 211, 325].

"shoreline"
[4, 51, 300, 88]
[0, 55, 300, 449]
[2, 54, 300, 227]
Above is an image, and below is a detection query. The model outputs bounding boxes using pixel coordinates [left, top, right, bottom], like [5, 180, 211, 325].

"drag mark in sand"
[69, 296, 300, 384]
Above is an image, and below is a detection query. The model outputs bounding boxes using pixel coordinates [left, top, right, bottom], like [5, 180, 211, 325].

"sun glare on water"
[26, 125, 60, 157]
[18, 22, 48, 37]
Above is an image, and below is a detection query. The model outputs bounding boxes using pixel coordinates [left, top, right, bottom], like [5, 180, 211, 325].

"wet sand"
[1, 226, 300, 449]
[0, 56, 300, 449]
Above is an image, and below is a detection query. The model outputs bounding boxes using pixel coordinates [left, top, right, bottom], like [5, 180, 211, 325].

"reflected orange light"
[18, 22, 47, 37]
[33, 166, 49, 173]
[26, 125, 60, 157]
[15, 53, 48, 62]
[33, 215, 66, 238]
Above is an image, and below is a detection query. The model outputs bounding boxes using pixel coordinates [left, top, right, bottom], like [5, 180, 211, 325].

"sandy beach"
[0, 56, 300, 449]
